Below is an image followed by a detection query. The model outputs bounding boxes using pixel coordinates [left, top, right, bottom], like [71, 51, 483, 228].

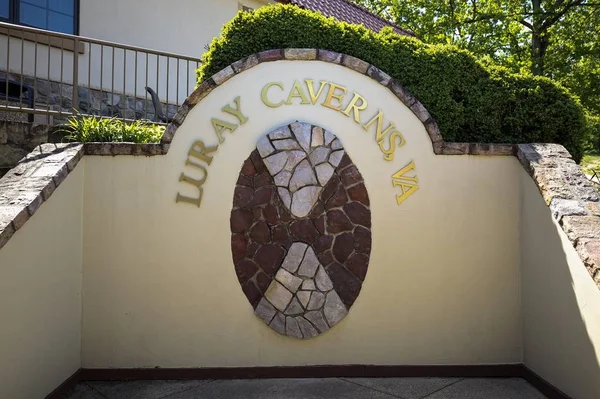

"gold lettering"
[222, 96, 248, 125]
[188, 140, 218, 165]
[393, 180, 419, 205]
[341, 92, 368, 123]
[363, 110, 396, 142]
[378, 131, 406, 161]
[392, 160, 419, 205]
[285, 80, 311, 105]
[322, 82, 347, 111]
[176, 171, 208, 207]
[261, 82, 285, 108]
[212, 118, 237, 144]
[305, 79, 328, 104]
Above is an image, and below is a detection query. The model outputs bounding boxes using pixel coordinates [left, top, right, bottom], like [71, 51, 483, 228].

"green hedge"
[585, 113, 600, 153]
[198, 4, 586, 161]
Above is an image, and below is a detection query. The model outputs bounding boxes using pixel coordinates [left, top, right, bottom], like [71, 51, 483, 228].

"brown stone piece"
[254, 244, 286, 275]
[326, 262, 363, 308]
[235, 259, 259, 284]
[233, 186, 254, 209]
[242, 280, 262, 308]
[325, 184, 348, 210]
[326, 209, 354, 234]
[272, 225, 291, 247]
[347, 183, 370, 206]
[250, 221, 271, 244]
[231, 234, 249, 265]
[353, 226, 372, 254]
[290, 219, 320, 245]
[333, 232, 355, 263]
[339, 165, 362, 188]
[346, 253, 370, 281]
[230, 208, 254, 234]
[344, 202, 371, 228]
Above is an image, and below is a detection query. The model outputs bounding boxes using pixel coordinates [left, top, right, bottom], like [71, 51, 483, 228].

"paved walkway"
[65, 377, 547, 398]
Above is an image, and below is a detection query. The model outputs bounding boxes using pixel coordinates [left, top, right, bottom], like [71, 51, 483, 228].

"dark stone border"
[161, 48, 517, 157]
[518, 144, 600, 288]
[0, 143, 83, 252]
[45, 369, 81, 399]
[46, 365, 568, 399]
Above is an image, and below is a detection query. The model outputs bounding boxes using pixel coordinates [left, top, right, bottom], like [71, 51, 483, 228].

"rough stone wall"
[518, 143, 600, 287]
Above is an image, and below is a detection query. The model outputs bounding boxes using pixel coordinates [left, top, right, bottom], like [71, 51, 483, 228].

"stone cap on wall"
[518, 144, 600, 287]
[0, 143, 83, 250]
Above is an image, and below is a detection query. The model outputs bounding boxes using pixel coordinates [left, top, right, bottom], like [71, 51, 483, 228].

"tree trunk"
[531, 0, 546, 76]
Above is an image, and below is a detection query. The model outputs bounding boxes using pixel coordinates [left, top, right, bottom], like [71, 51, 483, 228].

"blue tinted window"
[0, 0, 9, 19]
[20, 2, 47, 29]
[48, 0, 73, 16]
[19, 0, 75, 34]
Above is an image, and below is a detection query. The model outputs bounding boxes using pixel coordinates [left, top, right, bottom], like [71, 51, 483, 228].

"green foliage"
[198, 4, 586, 160]
[585, 113, 600, 154]
[61, 113, 164, 143]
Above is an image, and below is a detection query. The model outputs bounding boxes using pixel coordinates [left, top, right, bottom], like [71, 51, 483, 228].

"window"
[0, 0, 78, 34]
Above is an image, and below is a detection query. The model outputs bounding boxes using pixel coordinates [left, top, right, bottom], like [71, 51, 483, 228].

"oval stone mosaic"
[230, 122, 372, 339]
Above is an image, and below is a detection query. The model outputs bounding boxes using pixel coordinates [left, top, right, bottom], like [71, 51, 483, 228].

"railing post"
[72, 36, 79, 114]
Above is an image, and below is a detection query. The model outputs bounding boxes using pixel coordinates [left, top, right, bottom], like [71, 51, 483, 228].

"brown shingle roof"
[277, 0, 415, 37]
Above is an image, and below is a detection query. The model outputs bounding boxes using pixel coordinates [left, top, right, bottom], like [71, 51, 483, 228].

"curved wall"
[81, 60, 522, 367]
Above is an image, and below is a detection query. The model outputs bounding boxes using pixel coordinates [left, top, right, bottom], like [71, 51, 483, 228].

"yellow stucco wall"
[81, 61, 522, 367]
[520, 169, 600, 399]
[0, 165, 84, 399]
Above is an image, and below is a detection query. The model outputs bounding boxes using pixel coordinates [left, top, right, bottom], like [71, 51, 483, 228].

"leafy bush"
[198, 4, 586, 161]
[61, 113, 164, 143]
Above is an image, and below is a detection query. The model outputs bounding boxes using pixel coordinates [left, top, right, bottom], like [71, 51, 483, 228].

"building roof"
[278, 0, 415, 37]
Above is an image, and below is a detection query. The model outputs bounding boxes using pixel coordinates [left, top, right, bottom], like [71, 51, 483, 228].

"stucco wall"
[520, 169, 600, 399]
[82, 61, 522, 368]
[0, 165, 84, 399]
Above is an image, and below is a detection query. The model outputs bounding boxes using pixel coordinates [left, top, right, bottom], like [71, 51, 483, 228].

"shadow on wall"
[521, 171, 600, 399]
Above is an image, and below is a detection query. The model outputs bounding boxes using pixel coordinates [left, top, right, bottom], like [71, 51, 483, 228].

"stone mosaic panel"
[230, 122, 372, 339]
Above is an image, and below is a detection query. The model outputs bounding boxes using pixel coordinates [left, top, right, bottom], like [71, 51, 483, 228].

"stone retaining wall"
[518, 143, 600, 287]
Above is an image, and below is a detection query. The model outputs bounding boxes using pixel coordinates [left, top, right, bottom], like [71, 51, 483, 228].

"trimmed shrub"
[61, 113, 164, 143]
[198, 4, 586, 161]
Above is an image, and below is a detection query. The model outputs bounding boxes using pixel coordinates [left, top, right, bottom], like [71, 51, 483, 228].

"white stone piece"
[331, 139, 343, 150]
[269, 126, 293, 140]
[298, 247, 320, 277]
[291, 186, 322, 218]
[324, 130, 335, 145]
[307, 291, 325, 310]
[297, 291, 311, 308]
[269, 312, 286, 334]
[257, 135, 275, 157]
[281, 242, 308, 273]
[273, 139, 301, 151]
[309, 147, 330, 165]
[284, 297, 304, 316]
[315, 163, 335, 186]
[289, 160, 318, 192]
[274, 170, 292, 187]
[315, 265, 334, 291]
[264, 152, 288, 176]
[324, 291, 348, 327]
[329, 150, 345, 167]
[305, 311, 330, 333]
[286, 316, 303, 338]
[283, 151, 307, 172]
[302, 280, 316, 290]
[255, 298, 277, 324]
[311, 127, 324, 147]
[291, 122, 312, 152]
[277, 187, 292, 209]
[265, 281, 293, 312]
[276, 268, 303, 293]
[297, 317, 318, 338]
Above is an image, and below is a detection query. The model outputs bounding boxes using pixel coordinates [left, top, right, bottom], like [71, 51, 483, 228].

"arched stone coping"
[160, 48, 516, 157]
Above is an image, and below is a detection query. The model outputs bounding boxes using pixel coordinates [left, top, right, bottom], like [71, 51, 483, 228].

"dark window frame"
[0, 0, 80, 35]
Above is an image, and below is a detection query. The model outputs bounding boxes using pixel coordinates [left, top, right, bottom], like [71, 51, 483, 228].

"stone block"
[342, 55, 369, 74]
[562, 216, 600, 242]
[284, 48, 317, 61]
[317, 50, 343, 64]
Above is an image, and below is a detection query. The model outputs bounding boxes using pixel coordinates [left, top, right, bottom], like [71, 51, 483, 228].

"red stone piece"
[333, 232, 354, 263]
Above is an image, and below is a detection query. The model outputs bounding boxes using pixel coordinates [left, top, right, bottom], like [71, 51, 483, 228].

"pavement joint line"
[338, 377, 406, 399]
[418, 377, 465, 399]
[82, 382, 110, 399]
[159, 379, 215, 399]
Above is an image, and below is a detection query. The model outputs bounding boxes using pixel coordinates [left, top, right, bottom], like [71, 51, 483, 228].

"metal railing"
[0, 21, 201, 124]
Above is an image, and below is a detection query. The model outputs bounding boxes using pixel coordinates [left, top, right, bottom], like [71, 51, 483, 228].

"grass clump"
[61, 113, 164, 143]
